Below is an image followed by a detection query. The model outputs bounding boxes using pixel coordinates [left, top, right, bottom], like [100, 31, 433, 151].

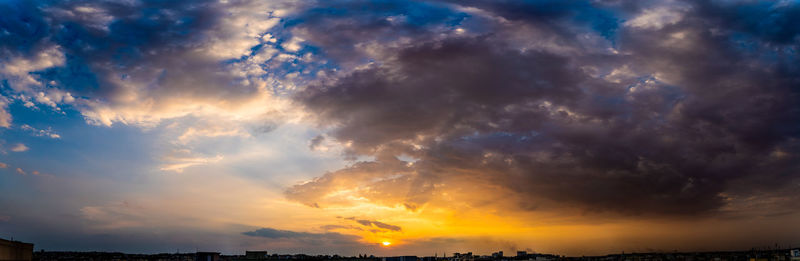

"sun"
[381, 241, 392, 246]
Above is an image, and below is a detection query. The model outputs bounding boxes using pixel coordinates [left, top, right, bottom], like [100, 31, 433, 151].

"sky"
[1, 0, 800, 257]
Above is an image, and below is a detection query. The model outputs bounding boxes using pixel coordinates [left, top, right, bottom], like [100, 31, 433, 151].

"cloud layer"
[285, 0, 800, 218]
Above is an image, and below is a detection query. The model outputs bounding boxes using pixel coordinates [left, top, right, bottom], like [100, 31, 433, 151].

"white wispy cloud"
[10, 143, 28, 152]
[21, 124, 61, 139]
[624, 4, 690, 30]
[159, 149, 224, 173]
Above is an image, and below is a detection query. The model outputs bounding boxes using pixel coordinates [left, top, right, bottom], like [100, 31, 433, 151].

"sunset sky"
[2, 0, 800, 256]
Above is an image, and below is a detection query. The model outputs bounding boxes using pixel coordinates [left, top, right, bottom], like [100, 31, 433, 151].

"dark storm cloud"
[0, 2, 50, 54]
[2, 0, 215, 86]
[300, 37, 583, 151]
[286, 0, 800, 216]
[437, 0, 621, 34]
[43, 0, 250, 97]
[281, 0, 472, 69]
[0, 0, 302, 126]
[693, 0, 800, 45]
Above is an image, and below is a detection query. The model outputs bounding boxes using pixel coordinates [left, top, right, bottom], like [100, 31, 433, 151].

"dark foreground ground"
[31, 248, 800, 261]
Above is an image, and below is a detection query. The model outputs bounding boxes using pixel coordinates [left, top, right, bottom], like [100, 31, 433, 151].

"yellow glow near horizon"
[382, 241, 392, 246]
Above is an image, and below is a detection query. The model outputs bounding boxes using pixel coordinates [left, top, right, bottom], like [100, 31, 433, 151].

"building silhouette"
[196, 252, 221, 261]
[0, 238, 33, 261]
[244, 251, 269, 259]
[383, 256, 418, 261]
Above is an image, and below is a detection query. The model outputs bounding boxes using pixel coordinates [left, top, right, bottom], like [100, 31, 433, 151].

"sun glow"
[381, 241, 392, 246]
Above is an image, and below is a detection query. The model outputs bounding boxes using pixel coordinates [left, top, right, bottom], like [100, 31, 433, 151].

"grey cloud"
[341, 217, 401, 232]
[286, 0, 800, 217]
[243, 227, 320, 238]
[320, 224, 362, 231]
[309, 135, 325, 150]
[243, 227, 362, 246]
[355, 220, 401, 232]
